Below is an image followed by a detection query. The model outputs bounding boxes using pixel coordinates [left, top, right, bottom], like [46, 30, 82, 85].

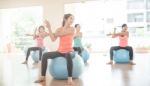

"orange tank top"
[58, 34, 74, 53]
[119, 35, 128, 47]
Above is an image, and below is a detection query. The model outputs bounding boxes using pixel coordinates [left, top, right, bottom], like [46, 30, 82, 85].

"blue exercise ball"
[81, 48, 90, 63]
[31, 48, 48, 62]
[31, 51, 40, 62]
[49, 54, 85, 80]
[113, 49, 130, 63]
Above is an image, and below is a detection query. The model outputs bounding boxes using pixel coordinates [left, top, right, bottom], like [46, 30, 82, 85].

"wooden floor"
[0, 52, 150, 86]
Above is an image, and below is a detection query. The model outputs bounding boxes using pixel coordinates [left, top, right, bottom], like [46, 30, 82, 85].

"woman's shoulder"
[125, 31, 129, 33]
[76, 32, 82, 35]
[124, 31, 129, 36]
[79, 32, 82, 34]
[55, 27, 63, 32]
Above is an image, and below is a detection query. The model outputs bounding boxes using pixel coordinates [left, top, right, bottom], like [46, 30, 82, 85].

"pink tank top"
[36, 37, 44, 48]
[58, 34, 74, 53]
[119, 35, 128, 47]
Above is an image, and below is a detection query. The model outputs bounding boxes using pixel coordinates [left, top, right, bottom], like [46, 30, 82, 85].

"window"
[128, 27, 136, 33]
[127, 13, 144, 22]
[147, 0, 150, 9]
[147, 25, 150, 31]
[106, 18, 114, 23]
[127, 0, 144, 9]
[0, 6, 43, 53]
[147, 12, 150, 22]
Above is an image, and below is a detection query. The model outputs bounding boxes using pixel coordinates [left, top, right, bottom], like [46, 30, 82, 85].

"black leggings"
[26, 47, 43, 61]
[41, 51, 73, 77]
[73, 47, 83, 56]
[110, 46, 133, 60]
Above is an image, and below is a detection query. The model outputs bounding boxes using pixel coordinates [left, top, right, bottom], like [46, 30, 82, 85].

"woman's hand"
[44, 20, 57, 41]
[44, 20, 51, 29]
[25, 34, 33, 36]
[106, 32, 112, 36]
[114, 28, 117, 31]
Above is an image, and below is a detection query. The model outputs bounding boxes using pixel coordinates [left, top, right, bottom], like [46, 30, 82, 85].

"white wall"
[0, 0, 95, 50]
[0, 0, 42, 9]
[42, 0, 64, 50]
[0, 0, 95, 26]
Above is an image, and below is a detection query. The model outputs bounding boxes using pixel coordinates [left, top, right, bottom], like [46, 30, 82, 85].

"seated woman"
[34, 14, 75, 85]
[22, 26, 49, 64]
[73, 24, 83, 56]
[107, 24, 135, 65]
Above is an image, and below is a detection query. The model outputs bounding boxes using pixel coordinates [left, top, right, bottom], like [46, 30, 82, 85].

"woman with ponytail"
[35, 14, 75, 85]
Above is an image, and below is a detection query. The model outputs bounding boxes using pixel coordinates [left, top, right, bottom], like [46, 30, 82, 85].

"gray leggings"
[73, 47, 83, 56]
[41, 51, 73, 77]
[26, 47, 43, 61]
[110, 46, 133, 60]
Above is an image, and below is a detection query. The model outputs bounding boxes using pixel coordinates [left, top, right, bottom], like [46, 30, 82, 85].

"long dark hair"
[62, 13, 73, 26]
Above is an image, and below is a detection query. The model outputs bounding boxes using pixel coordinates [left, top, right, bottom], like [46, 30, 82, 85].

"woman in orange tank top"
[35, 14, 75, 85]
[107, 24, 135, 65]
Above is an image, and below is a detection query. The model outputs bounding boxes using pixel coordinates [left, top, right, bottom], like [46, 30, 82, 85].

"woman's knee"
[28, 47, 32, 51]
[65, 54, 72, 61]
[127, 46, 133, 51]
[42, 52, 49, 60]
[110, 47, 115, 51]
[39, 48, 42, 52]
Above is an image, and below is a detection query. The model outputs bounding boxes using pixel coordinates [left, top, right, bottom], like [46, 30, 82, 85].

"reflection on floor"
[0, 53, 150, 86]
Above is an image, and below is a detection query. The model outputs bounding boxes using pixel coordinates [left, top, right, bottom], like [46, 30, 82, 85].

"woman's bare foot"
[34, 76, 45, 83]
[129, 61, 136, 65]
[67, 77, 73, 85]
[107, 61, 113, 65]
[22, 61, 27, 64]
